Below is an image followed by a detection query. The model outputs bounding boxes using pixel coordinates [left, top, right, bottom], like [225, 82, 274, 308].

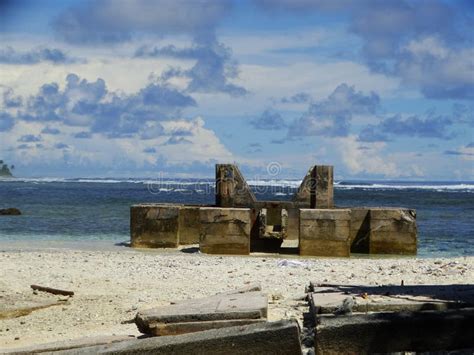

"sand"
[0, 245, 473, 350]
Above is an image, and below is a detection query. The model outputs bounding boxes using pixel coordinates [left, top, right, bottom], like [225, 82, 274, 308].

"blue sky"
[0, 0, 472, 180]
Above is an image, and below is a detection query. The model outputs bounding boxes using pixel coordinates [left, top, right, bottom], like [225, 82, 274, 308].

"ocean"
[0, 178, 473, 257]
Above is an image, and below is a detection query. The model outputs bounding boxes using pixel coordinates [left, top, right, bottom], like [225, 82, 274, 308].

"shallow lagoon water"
[0, 178, 473, 257]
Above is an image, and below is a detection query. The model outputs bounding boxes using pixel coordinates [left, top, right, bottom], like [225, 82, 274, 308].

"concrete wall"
[199, 208, 251, 255]
[178, 206, 201, 245]
[348, 207, 417, 255]
[299, 209, 351, 257]
[349, 208, 371, 254]
[369, 208, 417, 255]
[130, 204, 181, 248]
[130, 204, 417, 256]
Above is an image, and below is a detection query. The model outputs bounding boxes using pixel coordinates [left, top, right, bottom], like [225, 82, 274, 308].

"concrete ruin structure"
[130, 164, 417, 256]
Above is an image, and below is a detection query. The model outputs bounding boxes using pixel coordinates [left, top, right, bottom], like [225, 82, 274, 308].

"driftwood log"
[31, 285, 74, 296]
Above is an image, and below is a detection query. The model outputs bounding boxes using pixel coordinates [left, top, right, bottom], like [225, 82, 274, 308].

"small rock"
[0, 208, 21, 215]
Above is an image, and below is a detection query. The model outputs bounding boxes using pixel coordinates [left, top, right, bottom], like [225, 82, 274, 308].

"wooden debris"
[30, 285, 74, 296]
[0, 291, 69, 320]
[0, 300, 65, 320]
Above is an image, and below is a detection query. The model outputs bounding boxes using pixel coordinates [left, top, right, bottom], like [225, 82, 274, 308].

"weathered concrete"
[199, 207, 251, 255]
[292, 165, 314, 206]
[53, 320, 302, 355]
[349, 208, 370, 253]
[299, 209, 351, 257]
[315, 308, 474, 354]
[135, 290, 267, 335]
[215, 164, 257, 208]
[4, 336, 133, 354]
[311, 165, 334, 209]
[369, 208, 417, 255]
[129, 164, 418, 257]
[308, 283, 474, 315]
[178, 206, 201, 245]
[130, 204, 181, 248]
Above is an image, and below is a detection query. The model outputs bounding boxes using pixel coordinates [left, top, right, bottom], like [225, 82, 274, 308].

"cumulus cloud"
[280, 92, 311, 104]
[288, 83, 379, 137]
[250, 109, 286, 130]
[53, 0, 232, 44]
[358, 106, 472, 142]
[41, 127, 61, 135]
[256, 0, 474, 100]
[0, 112, 14, 132]
[444, 143, 474, 160]
[54, 142, 69, 149]
[18, 134, 41, 143]
[143, 147, 156, 153]
[0, 46, 82, 65]
[0, 117, 235, 176]
[4, 73, 196, 138]
[73, 131, 92, 139]
[1, 87, 22, 108]
[335, 135, 401, 177]
[137, 35, 247, 97]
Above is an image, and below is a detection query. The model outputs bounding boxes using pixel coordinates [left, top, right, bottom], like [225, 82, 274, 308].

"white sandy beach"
[0, 245, 473, 350]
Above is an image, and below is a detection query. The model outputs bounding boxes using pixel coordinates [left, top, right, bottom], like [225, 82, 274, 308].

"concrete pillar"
[369, 208, 417, 255]
[299, 209, 351, 257]
[215, 164, 256, 208]
[310, 166, 334, 209]
[130, 204, 181, 248]
[199, 207, 251, 255]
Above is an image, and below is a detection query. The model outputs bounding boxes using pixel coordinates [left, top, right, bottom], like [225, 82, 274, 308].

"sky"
[0, 0, 473, 180]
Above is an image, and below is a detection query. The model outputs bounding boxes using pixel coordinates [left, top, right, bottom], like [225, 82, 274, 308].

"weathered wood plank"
[31, 285, 74, 296]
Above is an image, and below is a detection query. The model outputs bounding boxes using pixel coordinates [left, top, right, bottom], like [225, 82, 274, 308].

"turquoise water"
[0, 178, 473, 257]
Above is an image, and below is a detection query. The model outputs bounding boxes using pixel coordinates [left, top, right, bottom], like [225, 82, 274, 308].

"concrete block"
[55, 320, 302, 355]
[130, 204, 181, 248]
[299, 209, 351, 257]
[178, 206, 201, 245]
[315, 308, 474, 354]
[199, 208, 251, 255]
[136, 290, 267, 336]
[312, 165, 334, 209]
[369, 208, 417, 255]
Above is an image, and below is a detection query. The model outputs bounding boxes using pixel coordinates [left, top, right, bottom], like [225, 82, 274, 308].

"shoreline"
[1, 245, 473, 349]
[0, 239, 472, 259]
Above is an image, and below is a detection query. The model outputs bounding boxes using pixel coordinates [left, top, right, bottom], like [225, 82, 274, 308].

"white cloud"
[0, 117, 234, 176]
[335, 135, 400, 177]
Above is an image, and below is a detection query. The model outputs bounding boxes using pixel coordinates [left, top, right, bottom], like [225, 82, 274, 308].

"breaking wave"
[1, 177, 473, 192]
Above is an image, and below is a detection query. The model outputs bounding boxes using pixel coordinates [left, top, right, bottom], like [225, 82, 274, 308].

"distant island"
[0, 160, 14, 177]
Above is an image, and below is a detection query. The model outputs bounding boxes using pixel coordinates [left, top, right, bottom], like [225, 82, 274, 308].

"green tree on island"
[0, 160, 14, 177]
